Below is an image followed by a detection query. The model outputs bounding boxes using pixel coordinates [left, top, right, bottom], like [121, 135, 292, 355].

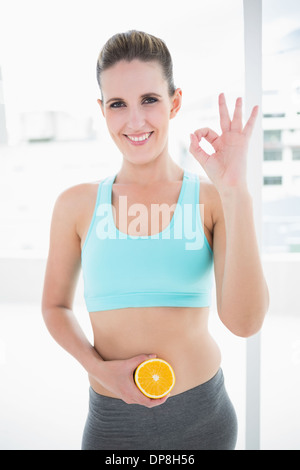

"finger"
[242, 105, 259, 138]
[231, 97, 243, 132]
[219, 93, 231, 132]
[189, 133, 210, 167]
[132, 384, 170, 407]
[131, 353, 156, 369]
[194, 128, 219, 147]
[144, 394, 170, 408]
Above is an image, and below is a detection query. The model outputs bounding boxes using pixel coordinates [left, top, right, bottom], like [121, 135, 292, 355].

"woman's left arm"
[190, 93, 269, 337]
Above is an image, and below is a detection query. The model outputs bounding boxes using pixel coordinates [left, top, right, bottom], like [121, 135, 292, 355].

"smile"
[125, 132, 153, 144]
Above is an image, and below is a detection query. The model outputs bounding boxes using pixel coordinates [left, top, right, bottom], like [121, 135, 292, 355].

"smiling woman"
[94, 31, 181, 170]
[96, 58, 182, 168]
[41, 29, 268, 451]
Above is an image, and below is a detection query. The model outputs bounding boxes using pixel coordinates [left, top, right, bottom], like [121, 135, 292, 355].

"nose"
[127, 105, 146, 131]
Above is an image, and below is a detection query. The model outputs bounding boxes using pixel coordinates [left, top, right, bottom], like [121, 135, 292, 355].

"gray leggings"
[81, 368, 238, 450]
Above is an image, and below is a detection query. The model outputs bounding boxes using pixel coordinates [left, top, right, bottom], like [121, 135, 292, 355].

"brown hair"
[96, 30, 176, 97]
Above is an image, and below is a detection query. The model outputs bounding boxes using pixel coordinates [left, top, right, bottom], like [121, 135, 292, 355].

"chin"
[119, 142, 168, 167]
[122, 152, 158, 166]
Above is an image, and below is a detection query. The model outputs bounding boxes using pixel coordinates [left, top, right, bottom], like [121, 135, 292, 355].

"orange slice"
[134, 358, 176, 399]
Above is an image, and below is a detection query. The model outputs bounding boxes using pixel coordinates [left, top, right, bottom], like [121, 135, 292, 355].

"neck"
[116, 155, 183, 186]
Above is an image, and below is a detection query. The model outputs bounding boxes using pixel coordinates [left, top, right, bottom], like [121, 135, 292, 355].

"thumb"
[131, 354, 157, 369]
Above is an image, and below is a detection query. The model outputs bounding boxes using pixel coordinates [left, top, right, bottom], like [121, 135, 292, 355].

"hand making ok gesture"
[189, 93, 259, 193]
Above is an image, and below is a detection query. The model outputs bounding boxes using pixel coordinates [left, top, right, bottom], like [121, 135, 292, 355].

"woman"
[42, 30, 269, 450]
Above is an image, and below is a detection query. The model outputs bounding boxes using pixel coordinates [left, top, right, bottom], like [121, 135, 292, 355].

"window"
[263, 113, 285, 118]
[264, 149, 282, 160]
[292, 148, 300, 160]
[263, 176, 282, 185]
[264, 130, 282, 144]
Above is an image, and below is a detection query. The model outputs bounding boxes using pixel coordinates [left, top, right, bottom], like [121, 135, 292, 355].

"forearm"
[42, 306, 104, 376]
[218, 187, 269, 337]
[41, 306, 166, 406]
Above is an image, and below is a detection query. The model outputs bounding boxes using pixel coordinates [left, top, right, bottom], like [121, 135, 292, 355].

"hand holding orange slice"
[134, 358, 176, 399]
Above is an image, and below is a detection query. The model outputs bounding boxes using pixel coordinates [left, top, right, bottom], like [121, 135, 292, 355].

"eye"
[110, 101, 126, 109]
[142, 97, 158, 105]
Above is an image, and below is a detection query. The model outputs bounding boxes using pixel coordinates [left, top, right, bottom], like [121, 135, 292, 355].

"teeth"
[127, 132, 152, 142]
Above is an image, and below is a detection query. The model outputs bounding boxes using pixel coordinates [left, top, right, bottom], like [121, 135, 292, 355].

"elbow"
[41, 302, 55, 332]
[41, 298, 49, 321]
[41, 296, 54, 323]
[229, 322, 263, 338]
[219, 288, 269, 338]
[219, 310, 267, 338]
[41, 299, 63, 330]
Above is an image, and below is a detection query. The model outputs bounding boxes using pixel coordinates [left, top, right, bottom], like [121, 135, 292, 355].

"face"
[98, 59, 182, 166]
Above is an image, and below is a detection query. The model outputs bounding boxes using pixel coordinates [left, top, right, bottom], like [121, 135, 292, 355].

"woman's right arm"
[41, 186, 167, 407]
[41, 186, 103, 373]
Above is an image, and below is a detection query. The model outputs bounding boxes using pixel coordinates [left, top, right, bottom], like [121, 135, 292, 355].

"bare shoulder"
[55, 181, 99, 209]
[52, 180, 103, 238]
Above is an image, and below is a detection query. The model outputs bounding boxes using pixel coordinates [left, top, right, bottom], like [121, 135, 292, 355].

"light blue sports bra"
[81, 169, 214, 312]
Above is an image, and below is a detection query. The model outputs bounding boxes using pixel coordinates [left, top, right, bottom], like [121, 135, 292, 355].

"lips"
[124, 131, 154, 144]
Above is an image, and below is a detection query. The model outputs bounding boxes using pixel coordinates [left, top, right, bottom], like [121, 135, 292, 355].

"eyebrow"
[105, 93, 162, 105]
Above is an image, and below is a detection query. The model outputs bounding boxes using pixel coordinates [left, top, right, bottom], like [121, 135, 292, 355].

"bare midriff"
[88, 305, 221, 398]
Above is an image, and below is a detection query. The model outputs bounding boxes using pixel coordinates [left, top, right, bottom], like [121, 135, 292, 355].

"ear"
[170, 88, 182, 119]
[97, 98, 105, 117]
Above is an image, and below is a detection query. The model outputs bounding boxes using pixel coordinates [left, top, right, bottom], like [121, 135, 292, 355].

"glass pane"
[292, 148, 300, 160]
[264, 130, 282, 144]
[264, 149, 283, 161]
[261, 0, 300, 450]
